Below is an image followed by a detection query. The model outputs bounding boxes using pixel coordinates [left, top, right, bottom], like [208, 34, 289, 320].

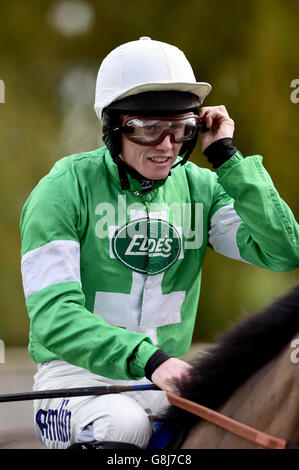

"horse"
[161, 284, 299, 449]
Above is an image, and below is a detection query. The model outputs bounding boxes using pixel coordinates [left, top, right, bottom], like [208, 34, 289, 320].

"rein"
[166, 391, 296, 449]
[0, 384, 297, 449]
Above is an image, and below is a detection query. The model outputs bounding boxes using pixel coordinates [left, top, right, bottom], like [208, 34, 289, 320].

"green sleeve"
[216, 151, 299, 271]
[20, 175, 158, 380]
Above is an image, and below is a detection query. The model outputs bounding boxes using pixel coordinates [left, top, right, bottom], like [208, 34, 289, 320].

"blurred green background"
[0, 0, 298, 348]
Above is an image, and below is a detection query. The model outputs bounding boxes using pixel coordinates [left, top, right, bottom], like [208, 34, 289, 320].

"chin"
[147, 170, 170, 180]
[145, 164, 172, 180]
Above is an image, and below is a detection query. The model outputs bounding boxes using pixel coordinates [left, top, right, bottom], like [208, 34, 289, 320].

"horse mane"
[162, 284, 299, 426]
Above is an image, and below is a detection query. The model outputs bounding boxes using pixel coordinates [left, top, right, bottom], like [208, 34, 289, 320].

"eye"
[144, 120, 158, 128]
[143, 121, 161, 134]
[170, 123, 183, 131]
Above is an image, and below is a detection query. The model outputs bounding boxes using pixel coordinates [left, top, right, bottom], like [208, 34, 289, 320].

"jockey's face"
[120, 116, 182, 180]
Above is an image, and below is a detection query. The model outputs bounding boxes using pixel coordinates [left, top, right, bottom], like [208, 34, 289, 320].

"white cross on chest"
[139, 272, 185, 344]
[94, 271, 185, 344]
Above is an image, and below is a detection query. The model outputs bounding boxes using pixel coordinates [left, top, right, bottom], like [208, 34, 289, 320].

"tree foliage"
[0, 0, 298, 345]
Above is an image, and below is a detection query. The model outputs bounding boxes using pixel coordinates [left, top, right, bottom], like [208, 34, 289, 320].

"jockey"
[20, 37, 299, 450]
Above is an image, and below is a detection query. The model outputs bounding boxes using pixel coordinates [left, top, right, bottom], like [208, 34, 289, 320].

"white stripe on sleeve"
[21, 240, 81, 298]
[208, 203, 250, 263]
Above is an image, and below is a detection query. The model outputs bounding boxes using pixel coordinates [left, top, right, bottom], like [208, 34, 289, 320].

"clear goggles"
[119, 113, 202, 146]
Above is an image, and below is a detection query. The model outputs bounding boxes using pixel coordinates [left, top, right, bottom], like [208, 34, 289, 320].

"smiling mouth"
[149, 157, 172, 163]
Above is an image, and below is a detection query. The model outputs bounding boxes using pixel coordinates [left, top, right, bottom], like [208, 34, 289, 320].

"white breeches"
[33, 360, 169, 449]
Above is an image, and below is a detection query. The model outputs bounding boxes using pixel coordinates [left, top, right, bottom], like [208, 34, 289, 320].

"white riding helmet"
[94, 36, 212, 120]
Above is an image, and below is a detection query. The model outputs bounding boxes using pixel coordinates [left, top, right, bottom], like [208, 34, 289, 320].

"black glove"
[203, 137, 238, 169]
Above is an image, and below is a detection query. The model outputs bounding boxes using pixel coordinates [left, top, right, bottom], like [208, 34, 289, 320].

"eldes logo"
[112, 218, 181, 274]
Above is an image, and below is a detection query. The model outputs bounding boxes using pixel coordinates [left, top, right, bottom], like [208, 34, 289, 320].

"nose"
[154, 134, 173, 151]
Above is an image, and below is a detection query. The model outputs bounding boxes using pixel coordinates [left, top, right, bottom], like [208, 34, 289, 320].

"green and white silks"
[20, 148, 299, 380]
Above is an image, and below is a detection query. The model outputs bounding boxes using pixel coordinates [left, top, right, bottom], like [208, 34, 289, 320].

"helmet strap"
[115, 155, 157, 193]
[171, 128, 199, 169]
[116, 158, 131, 190]
[103, 131, 156, 191]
